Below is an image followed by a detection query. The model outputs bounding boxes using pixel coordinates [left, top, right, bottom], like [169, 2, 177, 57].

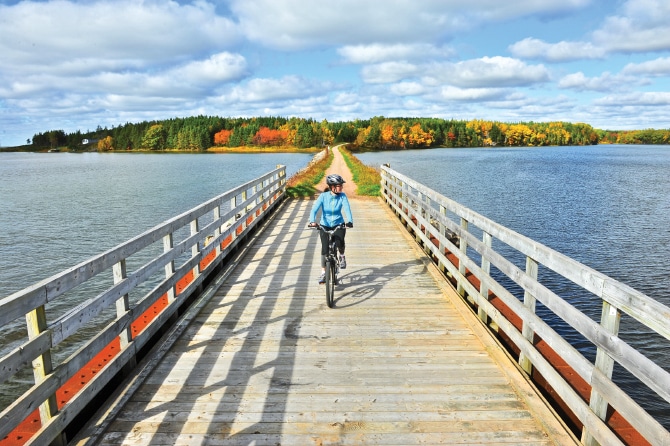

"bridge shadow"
[113, 200, 315, 445]
[107, 200, 426, 444]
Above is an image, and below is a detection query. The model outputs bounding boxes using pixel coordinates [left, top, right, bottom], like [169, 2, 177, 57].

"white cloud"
[390, 82, 426, 96]
[361, 62, 420, 84]
[509, 38, 606, 62]
[558, 70, 647, 92]
[171, 53, 249, 85]
[592, 0, 670, 53]
[428, 57, 549, 88]
[220, 76, 335, 103]
[0, 1, 240, 74]
[622, 57, 670, 76]
[338, 44, 455, 64]
[0, 53, 249, 100]
[438, 86, 507, 102]
[594, 92, 670, 107]
[229, 0, 591, 50]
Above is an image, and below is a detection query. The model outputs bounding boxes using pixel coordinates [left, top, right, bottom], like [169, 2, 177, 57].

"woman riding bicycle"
[308, 173, 353, 284]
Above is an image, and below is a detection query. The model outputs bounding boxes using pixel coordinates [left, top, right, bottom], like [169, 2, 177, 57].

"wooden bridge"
[1, 151, 669, 445]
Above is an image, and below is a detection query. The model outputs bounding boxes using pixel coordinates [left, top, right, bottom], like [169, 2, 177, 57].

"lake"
[358, 144, 670, 429]
[1, 145, 668, 429]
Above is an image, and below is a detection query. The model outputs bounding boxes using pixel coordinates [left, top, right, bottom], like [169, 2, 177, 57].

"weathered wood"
[0, 167, 287, 443]
[84, 199, 577, 446]
[382, 166, 670, 446]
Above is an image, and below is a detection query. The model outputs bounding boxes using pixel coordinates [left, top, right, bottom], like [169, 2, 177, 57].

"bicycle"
[309, 223, 348, 308]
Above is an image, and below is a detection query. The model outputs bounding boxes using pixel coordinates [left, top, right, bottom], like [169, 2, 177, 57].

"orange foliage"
[214, 129, 232, 146]
[252, 126, 289, 146]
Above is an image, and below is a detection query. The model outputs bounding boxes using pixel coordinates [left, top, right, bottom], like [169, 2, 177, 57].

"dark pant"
[319, 226, 345, 267]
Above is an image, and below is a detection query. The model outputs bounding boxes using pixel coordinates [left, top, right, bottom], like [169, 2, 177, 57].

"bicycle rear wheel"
[325, 260, 335, 308]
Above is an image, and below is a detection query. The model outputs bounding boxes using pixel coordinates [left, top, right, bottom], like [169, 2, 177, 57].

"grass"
[285, 148, 334, 198]
[340, 146, 381, 196]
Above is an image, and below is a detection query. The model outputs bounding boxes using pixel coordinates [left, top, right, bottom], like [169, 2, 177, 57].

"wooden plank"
[81, 198, 577, 446]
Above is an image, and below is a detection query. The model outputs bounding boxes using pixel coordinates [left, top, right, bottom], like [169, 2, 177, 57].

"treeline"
[599, 128, 670, 145]
[30, 115, 670, 151]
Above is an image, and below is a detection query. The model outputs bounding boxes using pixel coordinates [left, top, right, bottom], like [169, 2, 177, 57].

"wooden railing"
[0, 166, 286, 445]
[381, 166, 669, 446]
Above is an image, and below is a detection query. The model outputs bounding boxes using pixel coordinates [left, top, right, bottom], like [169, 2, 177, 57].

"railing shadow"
[114, 199, 315, 445]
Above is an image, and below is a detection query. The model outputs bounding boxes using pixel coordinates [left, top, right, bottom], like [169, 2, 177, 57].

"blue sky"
[1, 0, 669, 146]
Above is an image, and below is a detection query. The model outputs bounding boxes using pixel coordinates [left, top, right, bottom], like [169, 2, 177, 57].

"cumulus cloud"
[0, 0, 240, 74]
[171, 53, 249, 85]
[390, 82, 426, 96]
[509, 38, 606, 62]
[427, 57, 549, 88]
[229, 0, 591, 50]
[338, 44, 455, 64]
[361, 62, 420, 84]
[592, 0, 670, 53]
[558, 71, 647, 92]
[594, 92, 670, 107]
[219, 76, 336, 103]
[622, 57, 670, 76]
[438, 86, 507, 102]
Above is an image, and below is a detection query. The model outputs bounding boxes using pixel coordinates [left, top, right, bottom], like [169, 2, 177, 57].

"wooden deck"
[78, 198, 577, 445]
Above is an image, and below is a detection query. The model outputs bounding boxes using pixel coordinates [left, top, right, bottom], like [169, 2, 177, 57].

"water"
[1, 146, 668, 431]
[0, 152, 311, 295]
[0, 151, 311, 410]
[358, 144, 670, 430]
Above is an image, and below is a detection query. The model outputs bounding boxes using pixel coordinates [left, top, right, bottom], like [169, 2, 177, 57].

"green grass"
[285, 148, 334, 198]
[340, 146, 381, 196]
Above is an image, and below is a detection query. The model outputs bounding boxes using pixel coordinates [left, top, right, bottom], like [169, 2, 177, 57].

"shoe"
[339, 255, 346, 269]
[318, 272, 326, 284]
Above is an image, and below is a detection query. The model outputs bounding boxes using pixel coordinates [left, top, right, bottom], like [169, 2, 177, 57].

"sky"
[1, 0, 670, 147]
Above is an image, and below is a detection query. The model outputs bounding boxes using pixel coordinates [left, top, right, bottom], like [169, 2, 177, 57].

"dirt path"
[314, 144, 358, 198]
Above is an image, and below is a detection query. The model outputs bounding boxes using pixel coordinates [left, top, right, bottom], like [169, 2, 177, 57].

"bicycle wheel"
[325, 260, 335, 308]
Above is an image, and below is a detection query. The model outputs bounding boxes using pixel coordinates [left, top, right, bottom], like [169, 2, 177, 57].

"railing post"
[519, 256, 538, 374]
[582, 301, 621, 446]
[437, 205, 447, 275]
[457, 218, 468, 297]
[191, 219, 201, 280]
[478, 232, 492, 324]
[229, 196, 238, 241]
[213, 207, 222, 258]
[26, 306, 66, 446]
[114, 259, 137, 371]
[163, 234, 176, 304]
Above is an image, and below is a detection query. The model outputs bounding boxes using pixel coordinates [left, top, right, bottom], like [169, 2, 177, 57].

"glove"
[346, 222, 353, 228]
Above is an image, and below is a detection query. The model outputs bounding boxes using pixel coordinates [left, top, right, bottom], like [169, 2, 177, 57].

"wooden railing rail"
[381, 165, 670, 446]
[0, 166, 286, 445]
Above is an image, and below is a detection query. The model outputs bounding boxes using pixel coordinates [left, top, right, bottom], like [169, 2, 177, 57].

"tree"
[141, 124, 166, 150]
[214, 129, 232, 146]
[97, 136, 114, 151]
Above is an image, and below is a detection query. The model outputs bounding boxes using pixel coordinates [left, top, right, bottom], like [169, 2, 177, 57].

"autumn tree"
[97, 136, 114, 151]
[252, 127, 288, 146]
[214, 129, 232, 146]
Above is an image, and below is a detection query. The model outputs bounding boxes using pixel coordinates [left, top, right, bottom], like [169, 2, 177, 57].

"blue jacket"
[310, 191, 353, 227]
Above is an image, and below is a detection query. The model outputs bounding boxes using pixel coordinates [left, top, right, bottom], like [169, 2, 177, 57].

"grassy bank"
[340, 146, 381, 196]
[285, 149, 334, 198]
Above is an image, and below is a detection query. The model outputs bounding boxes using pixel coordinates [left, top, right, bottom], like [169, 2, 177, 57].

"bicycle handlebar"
[308, 223, 350, 231]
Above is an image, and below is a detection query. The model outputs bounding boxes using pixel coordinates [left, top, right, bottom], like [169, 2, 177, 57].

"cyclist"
[308, 173, 354, 284]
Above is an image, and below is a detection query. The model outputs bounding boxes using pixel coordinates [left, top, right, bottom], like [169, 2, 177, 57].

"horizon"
[1, 0, 670, 147]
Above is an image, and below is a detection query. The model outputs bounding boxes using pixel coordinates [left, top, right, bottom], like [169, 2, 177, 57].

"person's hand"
[308, 222, 317, 228]
[346, 222, 353, 228]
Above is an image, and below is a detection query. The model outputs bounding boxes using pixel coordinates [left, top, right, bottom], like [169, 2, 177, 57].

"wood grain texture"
[91, 199, 577, 445]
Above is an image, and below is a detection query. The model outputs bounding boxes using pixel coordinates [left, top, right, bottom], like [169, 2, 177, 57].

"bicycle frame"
[310, 223, 346, 308]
